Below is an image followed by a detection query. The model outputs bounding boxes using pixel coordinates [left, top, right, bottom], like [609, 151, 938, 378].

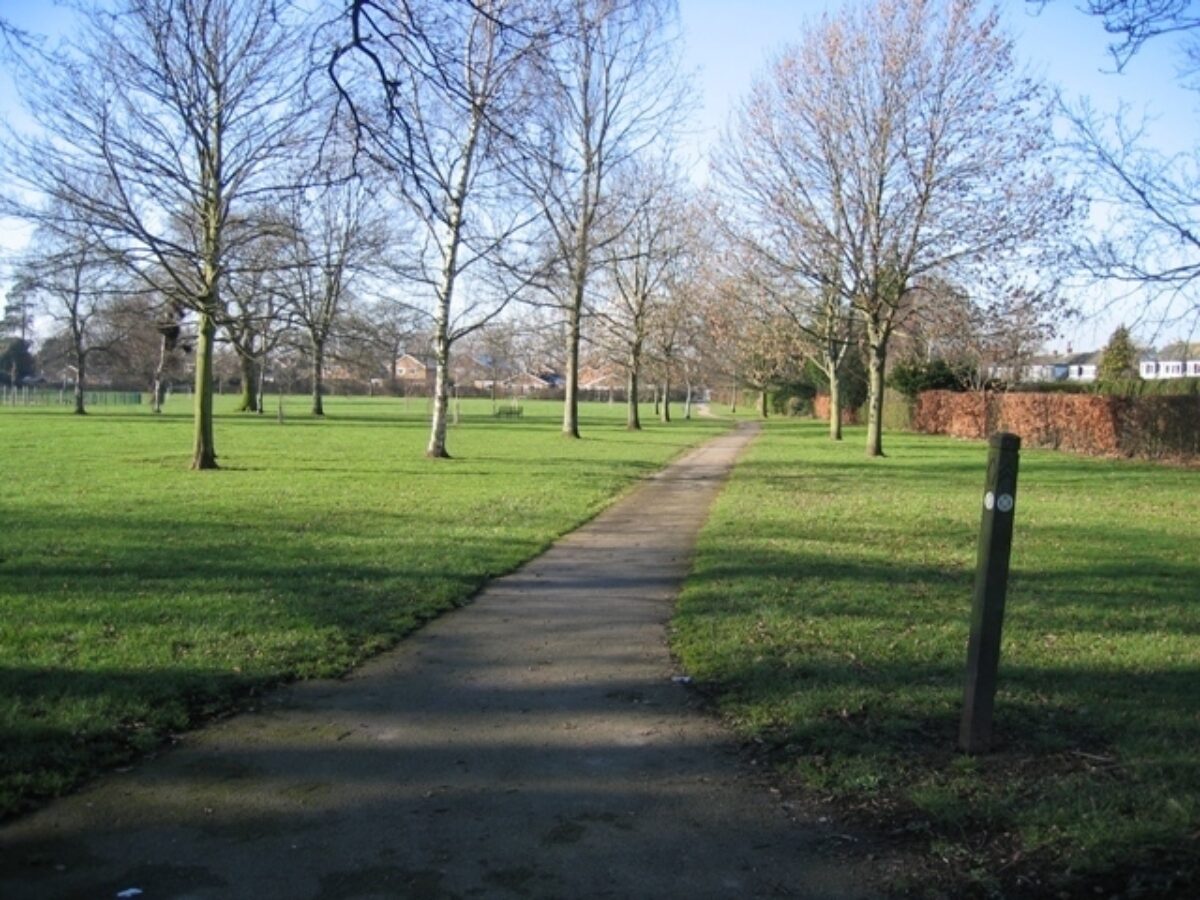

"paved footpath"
[1, 422, 878, 899]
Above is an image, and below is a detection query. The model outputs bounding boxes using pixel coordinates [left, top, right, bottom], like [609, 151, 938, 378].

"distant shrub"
[888, 358, 973, 400]
[771, 379, 817, 416]
[882, 388, 914, 431]
[1012, 378, 1198, 397]
[1128, 377, 1200, 397]
[784, 395, 812, 417]
[1010, 381, 1090, 394]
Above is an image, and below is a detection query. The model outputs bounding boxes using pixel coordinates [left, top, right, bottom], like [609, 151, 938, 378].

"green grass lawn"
[672, 419, 1199, 897]
[0, 394, 726, 818]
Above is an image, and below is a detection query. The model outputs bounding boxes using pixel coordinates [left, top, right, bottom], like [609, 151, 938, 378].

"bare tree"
[512, 0, 687, 438]
[907, 279, 1062, 389]
[12, 223, 126, 413]
[274, 179, 391, 415]
[1, 0, 313, 468]
[457, 320, 522, 403]
[645, 190, 713, 424]
[1060, 97, 1200, 336]
[1023, 1, 1200, 338]
[595, 159, 688, 429]
[340, 299, 429, 393]
[715, 0, 1073, 456]
[1029, 1, 1200, 69]
[328, 0, 547, 457]
[699, 272, 805, 418]
[657, 252, 715, 421]
[714, 227, 857, 439]
[220, 217, 300, 414]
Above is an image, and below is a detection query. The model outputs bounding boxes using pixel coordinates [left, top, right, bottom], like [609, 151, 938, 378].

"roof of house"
[397, 352, 437, 368]
[1153, 341, 1200, 361]
[1025, 354, 1061, 366]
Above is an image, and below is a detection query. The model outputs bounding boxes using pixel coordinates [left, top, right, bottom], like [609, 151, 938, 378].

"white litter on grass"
[671, 675, 693, 685]
[116, 889, 143, 898]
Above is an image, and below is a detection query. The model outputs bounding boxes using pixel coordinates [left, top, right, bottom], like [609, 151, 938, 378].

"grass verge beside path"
[672, 419, 1198, 898]
[0, 396, 726, 819]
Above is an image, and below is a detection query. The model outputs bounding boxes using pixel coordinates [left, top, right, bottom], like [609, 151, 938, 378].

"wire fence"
[0, 386, 143, 407]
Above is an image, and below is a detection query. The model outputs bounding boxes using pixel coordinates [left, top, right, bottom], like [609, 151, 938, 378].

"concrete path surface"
[1, 422, 878, 899]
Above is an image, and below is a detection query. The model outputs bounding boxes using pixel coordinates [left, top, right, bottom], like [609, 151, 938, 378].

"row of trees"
[1, 0, 697, 466]
[1, 0, 1194, 464]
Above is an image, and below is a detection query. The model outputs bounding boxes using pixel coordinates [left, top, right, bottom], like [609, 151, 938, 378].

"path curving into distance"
[1, 421, 878, 899]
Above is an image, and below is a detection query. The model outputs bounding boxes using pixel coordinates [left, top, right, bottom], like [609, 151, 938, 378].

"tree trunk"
[626, 348, 641, 430]
[661, 378, 671, 423]
[828, 363, 843, 441]
[865, 339, 887, 457]
[426, 342, 451, 458]
[730, 382, 738, 413]
[653, 383, 660, 416]
[152, 333, 168, 414]
[426, 256, 453, 458]
[257, 354, 268, 416]
[237, 349, 258, 412]
[191, 310, 218, 470]
[73, 351, 86, 415]
[562, 303, 581, 439]
[759, 389, 768, 418]
[684, 381, 692, 419]
[311, 338, 325, 416]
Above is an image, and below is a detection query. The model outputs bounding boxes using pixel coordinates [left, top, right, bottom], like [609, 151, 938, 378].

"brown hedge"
[812, 394, 861, 424]
[913, 390, 1200, 459]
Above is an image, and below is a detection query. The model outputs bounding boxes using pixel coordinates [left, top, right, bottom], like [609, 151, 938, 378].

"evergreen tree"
[1098, 324, 1140, 383]
[1, 287, 37, 385]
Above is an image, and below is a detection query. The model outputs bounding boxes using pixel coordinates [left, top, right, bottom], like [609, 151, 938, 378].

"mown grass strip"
[673, 419, 1198, 897]
[0, 395, 726, 818]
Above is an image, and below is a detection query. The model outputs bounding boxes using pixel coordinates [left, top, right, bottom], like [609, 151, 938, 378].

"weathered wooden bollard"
[959, 432, 1021, 754]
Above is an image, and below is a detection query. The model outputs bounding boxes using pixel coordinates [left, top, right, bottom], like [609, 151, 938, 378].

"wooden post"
[959, 432, 1021, 754]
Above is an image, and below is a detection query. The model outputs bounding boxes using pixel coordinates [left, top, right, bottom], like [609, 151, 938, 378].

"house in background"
[578, 363, 624, 393]
[989, 349, 1100, 384]
[1140, 342, 1200, 379]
[502, 371, 553, 395]
[393, 353, 437, 392]
[1062, 350, 1102, 383]
[990, 353, 1060, 383]
[989, 340, 1199, 385]
[451, 354, 503, 390]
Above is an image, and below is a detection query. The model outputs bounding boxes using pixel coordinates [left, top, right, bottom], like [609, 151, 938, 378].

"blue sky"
[680, 0, 1194, 152]
[2, 0, 1195, 350]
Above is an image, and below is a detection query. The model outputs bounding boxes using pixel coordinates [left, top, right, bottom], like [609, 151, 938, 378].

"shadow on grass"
[674, 423, 1199, 894]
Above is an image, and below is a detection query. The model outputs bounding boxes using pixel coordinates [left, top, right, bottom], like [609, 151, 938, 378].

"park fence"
[1, 386, 143, 408]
